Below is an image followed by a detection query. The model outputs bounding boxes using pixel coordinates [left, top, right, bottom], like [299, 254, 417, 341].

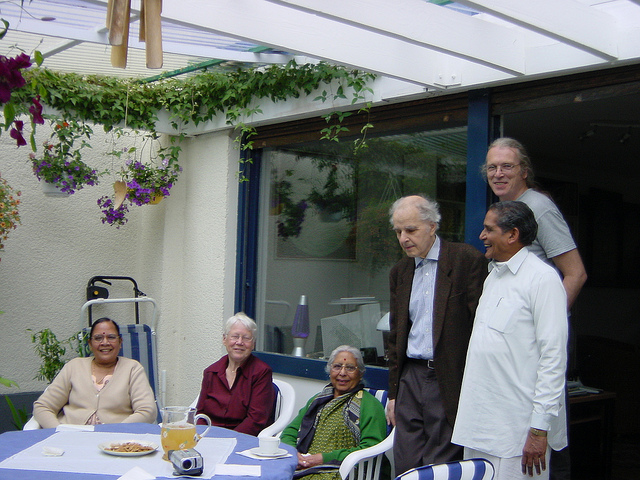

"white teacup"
[258, 436, 280, 455]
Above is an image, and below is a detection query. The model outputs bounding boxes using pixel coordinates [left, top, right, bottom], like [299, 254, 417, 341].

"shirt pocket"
[487, 297, 518, 334]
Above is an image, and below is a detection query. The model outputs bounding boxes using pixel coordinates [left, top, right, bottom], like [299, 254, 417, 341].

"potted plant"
[123, 154, 181, 206]
[0, 173, 21, 259]
[98, 134, 182, 227]
[29, 118, 103, 195]
[27, 327, 86, 383]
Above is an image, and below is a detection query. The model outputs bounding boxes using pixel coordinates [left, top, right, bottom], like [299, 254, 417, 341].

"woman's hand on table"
[297, 452, 323, 469]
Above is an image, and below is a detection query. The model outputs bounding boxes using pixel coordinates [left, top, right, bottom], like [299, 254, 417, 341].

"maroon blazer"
[387, 239, 487, 425]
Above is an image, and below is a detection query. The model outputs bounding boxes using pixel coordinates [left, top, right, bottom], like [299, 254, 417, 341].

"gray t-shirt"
[517, 188, 577, 267]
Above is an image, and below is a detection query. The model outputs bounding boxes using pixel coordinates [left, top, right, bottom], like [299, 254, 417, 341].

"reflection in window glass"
[256, 127, 467, 365]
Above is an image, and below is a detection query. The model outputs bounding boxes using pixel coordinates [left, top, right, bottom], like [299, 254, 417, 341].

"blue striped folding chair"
[394, 458, 495, 480]
[80, 296, 160, 413]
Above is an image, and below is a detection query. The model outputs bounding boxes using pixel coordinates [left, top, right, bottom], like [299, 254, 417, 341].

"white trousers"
[464, 446, 551, 480]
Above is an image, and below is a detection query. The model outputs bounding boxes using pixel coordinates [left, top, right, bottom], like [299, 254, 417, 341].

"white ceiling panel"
[1, 0, 639, 90]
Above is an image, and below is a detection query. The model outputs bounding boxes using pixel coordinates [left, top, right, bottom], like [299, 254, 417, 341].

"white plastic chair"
[339, 388, 393, 480]
[189, 378, 296, 437]
[393, 458, 495, 480]
[23, 416, 41, 430]
[258, 378, 296, 438]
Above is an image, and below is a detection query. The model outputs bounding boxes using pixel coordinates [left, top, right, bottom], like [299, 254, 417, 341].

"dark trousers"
[551, 316, 574, 480]
[393, 360, 462, 476]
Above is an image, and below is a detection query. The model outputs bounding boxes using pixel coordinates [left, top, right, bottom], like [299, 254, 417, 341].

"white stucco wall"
[0, 120, 240, 409]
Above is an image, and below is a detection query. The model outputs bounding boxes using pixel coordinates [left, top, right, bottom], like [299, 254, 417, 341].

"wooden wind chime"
[106, 0, 163, 69]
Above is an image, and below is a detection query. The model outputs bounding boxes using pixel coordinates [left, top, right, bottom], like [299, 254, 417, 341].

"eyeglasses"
[92, 334, 120, 343]
[486, 163, 520, 174]
[227, 334, 254, 343]
[330, 363, 358, 374]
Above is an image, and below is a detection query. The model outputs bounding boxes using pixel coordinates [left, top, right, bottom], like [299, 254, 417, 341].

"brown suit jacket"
[387, 239, 487, 426]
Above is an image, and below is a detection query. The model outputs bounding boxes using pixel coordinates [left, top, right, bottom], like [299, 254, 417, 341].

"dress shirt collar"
[488, 246, 529, 276]
[414, 235, 441, 268]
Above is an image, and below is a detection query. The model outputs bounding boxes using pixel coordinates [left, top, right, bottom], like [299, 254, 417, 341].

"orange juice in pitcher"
[161, 424, 197, 459]
[160, 407, 211, 461]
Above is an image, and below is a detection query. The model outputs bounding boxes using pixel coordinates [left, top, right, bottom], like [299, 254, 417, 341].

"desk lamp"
[291, 295, 309, 357]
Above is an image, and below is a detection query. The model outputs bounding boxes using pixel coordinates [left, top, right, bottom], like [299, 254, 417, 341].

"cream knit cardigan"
[33, 356, 157, 428]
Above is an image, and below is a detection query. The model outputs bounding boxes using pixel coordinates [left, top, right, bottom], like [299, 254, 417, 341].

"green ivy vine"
[15, 60, 376, 141]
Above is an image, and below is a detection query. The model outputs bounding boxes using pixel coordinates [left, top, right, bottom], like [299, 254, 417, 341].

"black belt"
[407, 358, 435, 369]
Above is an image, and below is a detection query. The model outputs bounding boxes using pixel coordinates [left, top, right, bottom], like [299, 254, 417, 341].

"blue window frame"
[235, 92, 491, 389]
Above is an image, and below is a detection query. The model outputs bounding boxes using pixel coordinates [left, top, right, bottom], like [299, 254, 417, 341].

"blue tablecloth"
[0, 423, 297, 480]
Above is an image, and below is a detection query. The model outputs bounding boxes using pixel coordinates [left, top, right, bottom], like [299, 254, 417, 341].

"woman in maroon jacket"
[195, 312, 274, 436]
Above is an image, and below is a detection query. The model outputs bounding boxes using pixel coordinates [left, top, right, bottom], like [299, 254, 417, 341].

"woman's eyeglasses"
[331, 363, 358, 374]
[227, 334, 254, 343]
[92, 334, 120, 343]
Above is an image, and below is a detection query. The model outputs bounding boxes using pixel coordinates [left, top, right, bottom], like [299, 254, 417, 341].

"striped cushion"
[395, 459, 495, 480]
[365, 388, 388, 408]
[365, 388, 391, 435]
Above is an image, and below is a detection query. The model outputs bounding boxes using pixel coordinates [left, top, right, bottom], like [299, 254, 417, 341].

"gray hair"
[482, 137, 536, 188]
[325, 345, 366, 375]
[488, 201, 538, 246]
[224, 312, 257, 337]
[388, 195, 441, 228]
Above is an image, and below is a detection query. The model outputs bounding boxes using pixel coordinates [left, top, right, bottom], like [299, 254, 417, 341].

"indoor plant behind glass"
[29, 118, 104, 195]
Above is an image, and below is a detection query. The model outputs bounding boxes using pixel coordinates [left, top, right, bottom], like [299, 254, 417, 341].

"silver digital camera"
[168, 448, 204, 476]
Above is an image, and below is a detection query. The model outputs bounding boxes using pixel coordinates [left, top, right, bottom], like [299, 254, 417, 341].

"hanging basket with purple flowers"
[29, 118, 104, 194]
[98, 133, 182, 227]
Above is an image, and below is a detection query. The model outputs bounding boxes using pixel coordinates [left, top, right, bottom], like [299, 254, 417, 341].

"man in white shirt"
[483, 138, 585, 480]
[452, 201, 568, 480]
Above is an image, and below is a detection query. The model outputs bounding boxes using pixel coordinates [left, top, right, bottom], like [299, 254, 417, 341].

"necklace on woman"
[92, 358, 117, 384]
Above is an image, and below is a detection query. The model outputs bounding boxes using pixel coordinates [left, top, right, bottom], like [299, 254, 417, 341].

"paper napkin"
[117, 466, 156, 480]
[215, 464, 261, 476]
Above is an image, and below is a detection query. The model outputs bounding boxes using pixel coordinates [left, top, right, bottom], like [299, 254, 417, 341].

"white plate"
[249, 447, 289, 458]
[98, 440, 159, 457]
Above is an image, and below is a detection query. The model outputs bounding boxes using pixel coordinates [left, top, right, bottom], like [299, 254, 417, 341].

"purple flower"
[29, 96, 45, 124]
[0, 53, 32, 105]
[98, 196, 129, 228]
[10, 121, 26, 146]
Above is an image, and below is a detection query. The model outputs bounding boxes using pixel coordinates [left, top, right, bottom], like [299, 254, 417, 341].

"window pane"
[256, 127, 467, 365]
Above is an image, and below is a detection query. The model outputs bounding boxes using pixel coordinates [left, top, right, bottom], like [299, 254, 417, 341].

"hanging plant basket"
[29, 119, 105, 195]
[127, 188, 164, 205]
[149, 194, 164, 205]
[98, 134, 182, 227]
[41, 181, 69, 197]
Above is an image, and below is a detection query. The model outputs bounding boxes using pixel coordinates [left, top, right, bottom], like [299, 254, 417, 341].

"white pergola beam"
[456, 0, 618, 60]
[9, 17, 293, 64]
[24, 0, 638, 92]
[146, 0, 502, 88]
[268, 0, 526, 75]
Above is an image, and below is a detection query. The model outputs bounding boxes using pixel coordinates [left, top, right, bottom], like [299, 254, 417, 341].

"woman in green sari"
[281, 345, 387, 480]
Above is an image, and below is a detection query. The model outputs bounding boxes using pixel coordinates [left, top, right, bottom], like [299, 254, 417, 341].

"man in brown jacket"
[386, 195, 486, 476]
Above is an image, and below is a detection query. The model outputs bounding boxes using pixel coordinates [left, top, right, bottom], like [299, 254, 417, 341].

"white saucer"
[249, 447, 289, 458]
